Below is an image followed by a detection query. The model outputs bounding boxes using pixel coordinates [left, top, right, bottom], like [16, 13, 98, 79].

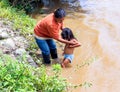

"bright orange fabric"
[34, 13, 63, 40]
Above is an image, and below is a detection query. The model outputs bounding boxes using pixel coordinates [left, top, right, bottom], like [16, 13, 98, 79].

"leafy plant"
[0, 53, 68, 92]
[0, 0, 36, 36]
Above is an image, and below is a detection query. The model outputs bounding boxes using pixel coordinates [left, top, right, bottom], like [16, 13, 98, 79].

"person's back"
[34, 13, 63, 39]
[61, 28, 81, 68]
[64, 39, 76, 54]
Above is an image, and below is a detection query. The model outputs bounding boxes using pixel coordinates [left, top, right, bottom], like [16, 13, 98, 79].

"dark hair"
[61, 28, 75, 41]
[54, 8, 66, 18]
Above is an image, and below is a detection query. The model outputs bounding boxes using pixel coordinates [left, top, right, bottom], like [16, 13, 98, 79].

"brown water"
[31, 0, 120, 92]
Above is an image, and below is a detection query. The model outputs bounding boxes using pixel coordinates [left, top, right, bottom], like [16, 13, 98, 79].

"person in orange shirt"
[34, 8, 77, 64]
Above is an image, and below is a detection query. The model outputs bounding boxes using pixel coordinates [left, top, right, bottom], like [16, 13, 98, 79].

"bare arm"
[69, 42, 81, 48]
[57, 37, 77, 45]
[69, 39, 81, 48]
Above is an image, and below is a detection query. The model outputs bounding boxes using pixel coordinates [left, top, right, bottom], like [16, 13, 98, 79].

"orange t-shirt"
[34, 13, 63, 40]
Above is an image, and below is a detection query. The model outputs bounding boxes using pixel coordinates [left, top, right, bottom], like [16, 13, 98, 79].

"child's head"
[61, 28, 75, 41]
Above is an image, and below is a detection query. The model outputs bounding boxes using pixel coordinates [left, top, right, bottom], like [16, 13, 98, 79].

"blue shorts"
[64, 54, 74, 63]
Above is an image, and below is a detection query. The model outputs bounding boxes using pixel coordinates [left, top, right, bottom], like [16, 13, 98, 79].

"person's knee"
[42, 50, 50, 55]
[64, 59, 70, 64]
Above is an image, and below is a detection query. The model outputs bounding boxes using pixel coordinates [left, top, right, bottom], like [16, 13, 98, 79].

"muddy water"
[31, 0, 120, 92]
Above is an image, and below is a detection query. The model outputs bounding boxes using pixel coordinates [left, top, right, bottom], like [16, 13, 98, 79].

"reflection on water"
[32, 0, 120, 92]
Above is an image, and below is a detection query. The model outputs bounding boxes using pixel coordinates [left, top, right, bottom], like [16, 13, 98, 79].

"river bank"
[0, 18, 38, 67]
[1, 0, 120, 92]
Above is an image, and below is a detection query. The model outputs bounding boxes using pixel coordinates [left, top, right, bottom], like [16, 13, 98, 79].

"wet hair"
[61, 28, 75, 41]
[54, 8, 66, 18]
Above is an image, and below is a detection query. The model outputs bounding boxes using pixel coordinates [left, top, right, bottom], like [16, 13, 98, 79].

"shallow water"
[31, 0, 120, 92]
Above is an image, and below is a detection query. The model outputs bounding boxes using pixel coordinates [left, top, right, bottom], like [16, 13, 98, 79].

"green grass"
[0, 52, 68, 92]
[0, 0, 36, 36]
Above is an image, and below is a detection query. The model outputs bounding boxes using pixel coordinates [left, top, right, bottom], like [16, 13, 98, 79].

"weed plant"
[0, 53, 68, 92]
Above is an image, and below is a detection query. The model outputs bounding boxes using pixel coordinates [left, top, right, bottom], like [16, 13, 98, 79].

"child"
[61, 28, 81, 68]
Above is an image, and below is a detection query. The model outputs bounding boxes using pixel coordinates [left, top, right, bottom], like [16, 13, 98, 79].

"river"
[31, 0, 120, 92]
